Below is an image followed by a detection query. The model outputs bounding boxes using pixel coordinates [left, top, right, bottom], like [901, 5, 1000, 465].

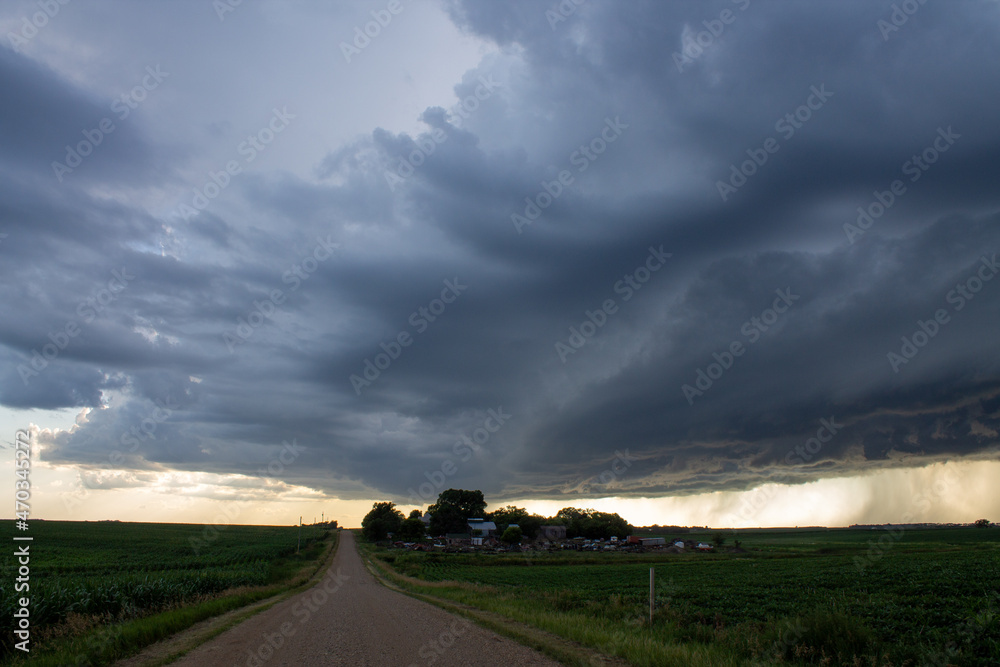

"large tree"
[361, 501, 404, 542]
[500, 525, 523, 546]
[589, 511, 631, 539]
[490, 505, 544, 539]
[556, 507, 631, 539]
[518, 514, 545, 540]
[398, 516, 426, 541]
[490, 505, 528, 530]
[555, 507, 592, 537]
[428, 489, 486, 535]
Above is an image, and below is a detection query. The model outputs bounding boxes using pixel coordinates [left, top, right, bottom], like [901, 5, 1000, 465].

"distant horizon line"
[11, 518, 990, 531]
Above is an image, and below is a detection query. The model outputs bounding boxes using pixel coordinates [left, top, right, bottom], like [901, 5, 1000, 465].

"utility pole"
[297, 516, 301, 554]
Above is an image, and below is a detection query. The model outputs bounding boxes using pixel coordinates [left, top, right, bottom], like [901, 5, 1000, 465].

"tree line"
[361, 488, 632, 543]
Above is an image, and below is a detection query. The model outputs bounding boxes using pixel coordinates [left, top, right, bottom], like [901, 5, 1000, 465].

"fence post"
[649, 566, 655, 625]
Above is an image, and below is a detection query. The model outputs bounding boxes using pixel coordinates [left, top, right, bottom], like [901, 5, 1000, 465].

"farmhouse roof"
[468, 520, 497, 532]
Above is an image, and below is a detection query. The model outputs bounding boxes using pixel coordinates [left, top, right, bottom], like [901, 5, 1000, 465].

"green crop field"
[1, 520, 330, 662]
[369, 527, 1000, 666]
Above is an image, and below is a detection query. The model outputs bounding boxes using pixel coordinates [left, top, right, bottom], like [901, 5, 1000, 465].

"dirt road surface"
[170, 531, 562, 666]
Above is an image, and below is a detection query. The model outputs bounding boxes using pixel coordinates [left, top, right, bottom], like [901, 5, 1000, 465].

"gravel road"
[170, 531, 562, 666]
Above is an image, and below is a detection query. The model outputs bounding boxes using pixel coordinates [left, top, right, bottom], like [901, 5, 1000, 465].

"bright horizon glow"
[10, 451, 998, 530]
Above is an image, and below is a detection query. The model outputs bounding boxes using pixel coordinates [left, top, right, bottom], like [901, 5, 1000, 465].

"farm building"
[467, 518, 497, 545]
[540, 525, 567, 541]
[628, 536, 666, 547]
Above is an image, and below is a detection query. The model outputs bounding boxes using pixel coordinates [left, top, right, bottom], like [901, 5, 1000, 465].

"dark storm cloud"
[0, 46, 166, 187]
[4, 1, 999, 505]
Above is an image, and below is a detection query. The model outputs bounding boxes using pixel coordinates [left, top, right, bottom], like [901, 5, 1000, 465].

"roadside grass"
[2, 529, 336, 667]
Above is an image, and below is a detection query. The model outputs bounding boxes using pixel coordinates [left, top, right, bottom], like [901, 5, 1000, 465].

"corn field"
[1, 520, 325, 656]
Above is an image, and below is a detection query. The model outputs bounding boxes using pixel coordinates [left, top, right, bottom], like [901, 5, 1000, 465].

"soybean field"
[372, 527, 1000, 666]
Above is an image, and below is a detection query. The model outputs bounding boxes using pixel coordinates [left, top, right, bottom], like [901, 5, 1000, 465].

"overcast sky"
[2, 0, 999, 528]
